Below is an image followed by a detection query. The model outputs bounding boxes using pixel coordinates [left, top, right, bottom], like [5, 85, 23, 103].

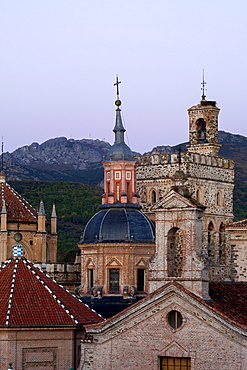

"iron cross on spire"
[201, 69, 207, 100]
[114, 75, 121, 99]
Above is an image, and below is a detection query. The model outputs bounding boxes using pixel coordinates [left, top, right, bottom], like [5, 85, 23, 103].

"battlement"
[136, 151, 234, 169]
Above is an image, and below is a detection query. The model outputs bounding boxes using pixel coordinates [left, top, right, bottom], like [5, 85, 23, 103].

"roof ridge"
[6, 183, 37, 217]
[5, 259, 18, 325]
[23, 260, 78, 324]
[24, 259, 80, 323]
[27, 260, 104, 321]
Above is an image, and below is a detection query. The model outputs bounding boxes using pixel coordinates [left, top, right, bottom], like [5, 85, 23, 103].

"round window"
[167, 310, 183, 329]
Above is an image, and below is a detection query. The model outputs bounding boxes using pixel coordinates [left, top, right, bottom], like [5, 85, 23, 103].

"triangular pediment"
[136, 258, 147, 267]
[151, 190, 201, 211]
[160, 341, 189, 357]
[106, 257, 122, 267]
[86, 258, 95, 268]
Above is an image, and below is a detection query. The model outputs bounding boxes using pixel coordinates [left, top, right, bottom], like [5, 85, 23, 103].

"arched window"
[151, 190, 156, 203]
[207, 221, 214, 257]
[196, 118, 207, 142]
[219, 222, 225, 263]
[196, 189, 200, 201]
[167, 227, 183, 277]
[216, 191, 221, 206]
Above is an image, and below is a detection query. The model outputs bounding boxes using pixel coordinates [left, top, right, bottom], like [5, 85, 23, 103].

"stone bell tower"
[187, 76, 221, 155]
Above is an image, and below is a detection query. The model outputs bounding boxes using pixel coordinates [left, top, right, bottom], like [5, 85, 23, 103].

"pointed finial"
[114, 75, 122, 107]
[51, 203, 57, 218]
[201, 69, 207, 101]
[38, 200, 46, 215]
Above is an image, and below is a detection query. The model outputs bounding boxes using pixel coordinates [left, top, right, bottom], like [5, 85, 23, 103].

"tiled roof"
[1, 182, 37, 222]
[208, 282, 247, 328]
[0, 258, 103, 327]
[84, 282, 247, 331]
[227, 218, 247, 227]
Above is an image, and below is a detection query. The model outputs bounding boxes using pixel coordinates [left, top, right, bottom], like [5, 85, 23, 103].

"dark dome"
[81, 204, 155, 244]
[106, 142, 134, 161]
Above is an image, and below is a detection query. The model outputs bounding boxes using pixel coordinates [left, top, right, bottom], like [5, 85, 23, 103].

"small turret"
[51, 203, 57, 234]
[38, 200, 46, 232]
[1, 198, 7, 231]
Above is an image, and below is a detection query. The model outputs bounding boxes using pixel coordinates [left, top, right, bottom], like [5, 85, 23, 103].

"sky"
[0, 1, 247, 154]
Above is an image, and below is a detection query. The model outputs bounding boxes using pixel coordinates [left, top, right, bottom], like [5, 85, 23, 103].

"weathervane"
[114, 75, 122, 107]
[201, 69, 207, 100]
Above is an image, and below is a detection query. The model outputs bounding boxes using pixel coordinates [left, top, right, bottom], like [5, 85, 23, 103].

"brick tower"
[79, 78, 155, 314]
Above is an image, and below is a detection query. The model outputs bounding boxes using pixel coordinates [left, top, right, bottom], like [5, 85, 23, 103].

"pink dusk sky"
[0, 1, 246, 154]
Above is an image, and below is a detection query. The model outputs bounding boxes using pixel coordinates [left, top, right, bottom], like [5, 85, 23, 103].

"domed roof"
[81, 204, 155, 244]
[106, 141, 134, 161]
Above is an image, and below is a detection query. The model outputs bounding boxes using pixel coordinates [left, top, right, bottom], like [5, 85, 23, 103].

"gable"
[85, 283, 247, 340]
[106, 257, 122, 267]
[82, 283, 247, 370]
[151, 190, 199, 211]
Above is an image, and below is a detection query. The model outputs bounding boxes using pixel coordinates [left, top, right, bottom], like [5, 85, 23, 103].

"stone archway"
[167, 227, 183, 277]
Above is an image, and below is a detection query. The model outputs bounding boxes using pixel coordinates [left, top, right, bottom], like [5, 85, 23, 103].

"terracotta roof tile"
[227, 218, 247, 227]
[1, 182, 37, 223]
[0, 258, 103, 327]
[208, 282, 247, 328]
[84, 281, 247, 331]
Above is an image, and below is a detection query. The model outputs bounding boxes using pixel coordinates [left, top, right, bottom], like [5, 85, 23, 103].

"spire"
[51, 203, 57, 218]
[38, 200, 46, 215]
[106, 76, 133, 161]
[113, 75, 126, 145]
[201, 69, 207, 101]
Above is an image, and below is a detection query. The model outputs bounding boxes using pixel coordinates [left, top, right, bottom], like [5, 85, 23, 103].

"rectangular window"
[88, 269, 94, 290]
[109, 269, 120, 293]
[160, 357, 191, 370]
[137, 269, 145, 292]
[115, 171, 121, 180]
[126, 171, 131, 180]
[116, 182, 120, 202]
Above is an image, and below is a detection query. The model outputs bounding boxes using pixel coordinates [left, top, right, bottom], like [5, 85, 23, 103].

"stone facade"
[79, 283, 247, 370]
[148, 190, 210, 299]
[136, 99, 235, 283]
[226, 219, 247, 282]
[35, 261, 81, 293]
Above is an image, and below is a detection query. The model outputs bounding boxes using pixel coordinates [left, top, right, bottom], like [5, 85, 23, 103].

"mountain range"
[3, 130, 247, 220]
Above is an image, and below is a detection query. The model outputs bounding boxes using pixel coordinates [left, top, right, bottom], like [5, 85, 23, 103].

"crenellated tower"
[136, 78, 235, 294]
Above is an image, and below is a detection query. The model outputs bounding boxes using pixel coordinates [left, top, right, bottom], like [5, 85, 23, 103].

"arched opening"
[216, 191, 222, 206]
[196, 189, 200, 201]
[196, 188, 202, 203]
[196, 118, 207, 142]
[46, 242, 50, 262]
[151, 190, 156, 203]
[219, 222, 225, 264]
[207, 221, 214, 257]
[167, 227, 183, 277]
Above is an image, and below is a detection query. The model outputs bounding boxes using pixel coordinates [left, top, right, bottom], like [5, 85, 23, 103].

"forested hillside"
[9, 181, 102, 261]
[7, 130, 247, 262]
